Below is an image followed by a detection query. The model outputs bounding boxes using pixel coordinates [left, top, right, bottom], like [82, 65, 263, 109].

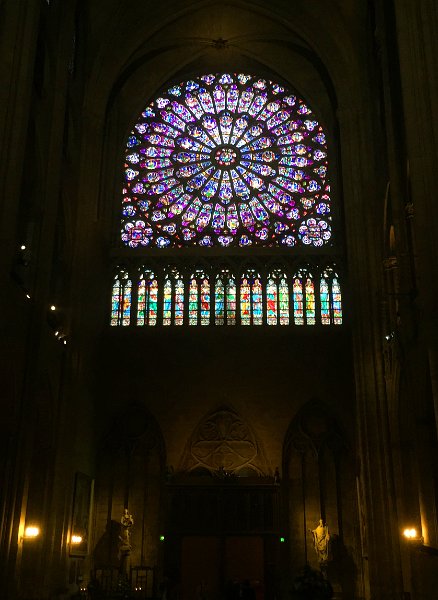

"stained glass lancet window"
[121, 73, 332, 249]
[320, 267, 343, 325]
[110, 270, 132, 326]
[137, 269, 158, 326]
[189, 269, 210, 325]
[292, 268, 316, 325]
[214, 269, 237, 325]
[266, 269, 289, 325]
[240, 269, 263, 325]
[109, 265, 342, 326]
[163, 269, 184, 325]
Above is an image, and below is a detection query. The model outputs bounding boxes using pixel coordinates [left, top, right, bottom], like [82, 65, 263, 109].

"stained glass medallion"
[121, 73, 332, 249]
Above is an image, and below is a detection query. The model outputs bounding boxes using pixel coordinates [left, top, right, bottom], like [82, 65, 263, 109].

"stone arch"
[283, 399, 361, 597]
[92, 404, 166, 579]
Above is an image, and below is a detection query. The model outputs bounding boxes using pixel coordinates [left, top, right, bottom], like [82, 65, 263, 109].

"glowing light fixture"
[20, 245, 26, 250]
[71, 535, 83, 544]
[50, 305, 56, 311]
[24, 526, 40, 539]
[159, 535, 165, 541]
[402, 527, 422, 542]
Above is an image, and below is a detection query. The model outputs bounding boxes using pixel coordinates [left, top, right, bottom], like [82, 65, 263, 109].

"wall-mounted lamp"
[71, 535, 83, 544]
[23, 526, 40, 539]
[402, 527, 423, 543]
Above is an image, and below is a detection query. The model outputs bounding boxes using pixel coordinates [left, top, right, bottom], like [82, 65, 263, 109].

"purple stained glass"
[121, 73, 332, 248]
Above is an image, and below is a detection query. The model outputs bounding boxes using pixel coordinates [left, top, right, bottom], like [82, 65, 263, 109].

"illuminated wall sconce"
[23, 526, 40, 539]
[402, 527, 423, 543]
[71, 534, 83, 544]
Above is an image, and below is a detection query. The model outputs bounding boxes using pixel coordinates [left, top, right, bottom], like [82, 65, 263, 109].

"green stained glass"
[175, 279, 184, 325]
[163, 279, 172, 325]
[137, 270, 158, 326]
[320, 277, 330, 324]
[253, 278, 263, 325]
[189, 279, 198, 325]
[226, 277, 236, 325]
[332, 278, 342, 324]
[279, 277, 289, 325]
[240, 278, 251, 325]
[111, 279, 122, 326]
[293, 277, 304, 325]
[201, 278, 210, 325]
[215, 277, 225, 325]
[149, 280, 158, 325]
[267, 278, 277, 325]
[305, 277, 315, 325]
[137, 279, 146, 326]
[111, 271, 131, 326]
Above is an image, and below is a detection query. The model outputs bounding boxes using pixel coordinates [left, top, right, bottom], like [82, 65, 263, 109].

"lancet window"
[110, 264, 343, 327]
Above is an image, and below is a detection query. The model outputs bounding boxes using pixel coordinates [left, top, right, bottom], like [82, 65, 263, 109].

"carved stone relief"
[179, 406, 269, 475]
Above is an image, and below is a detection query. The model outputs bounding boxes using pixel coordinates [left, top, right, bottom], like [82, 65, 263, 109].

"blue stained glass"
[185, 94, 204, 118]
[237, 90, 254, 112]
[198, 91, 215, 113]
[259, 194, 284, 216]
[267, 110, 290, 130]
[215, 278, 225, 325]
[226, 86, 239, 112]
[196, 203, 212, 230]
[171, 102, 196, 123]
[213, 85, 226, 112]
[226, 205, 239, 231]
[142, 107, 155, 118]
[169, 195, 190, 216]
[249, 198, 269, 221]
[212, 204, 225, 230]
[249, 92, 267, 116]
[127, 136, 140, 147]
[239, 204, 255, 229]
[182, 198, 202, 223]
[122, 73, 332, 248]
[151, 122, 179, 137]
[219, 74, 234, 84]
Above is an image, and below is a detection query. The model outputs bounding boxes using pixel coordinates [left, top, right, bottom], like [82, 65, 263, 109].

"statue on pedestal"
[118, 508, 134, 576]
[310, 519, 330, 564]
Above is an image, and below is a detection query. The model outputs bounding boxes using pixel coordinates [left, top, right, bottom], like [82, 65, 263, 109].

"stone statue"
[310, 519, 330, 564]
[118, 508, 134, 575]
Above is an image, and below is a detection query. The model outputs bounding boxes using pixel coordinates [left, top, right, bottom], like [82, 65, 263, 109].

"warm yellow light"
[24, 526, 40, 538]
[403, 528, 418, 539]
[71, 535, 83, 544]
[20, 245, 26, 250]
[50, 305, 56, 311]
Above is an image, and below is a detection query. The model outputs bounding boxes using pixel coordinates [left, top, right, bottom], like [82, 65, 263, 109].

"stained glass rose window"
[121, 73, 331, 249]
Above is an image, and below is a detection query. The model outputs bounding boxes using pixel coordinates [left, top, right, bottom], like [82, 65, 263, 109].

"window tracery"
[110, 263, 343, 327]
[121, 73, 332, 249]
[112, 73, 343, 328]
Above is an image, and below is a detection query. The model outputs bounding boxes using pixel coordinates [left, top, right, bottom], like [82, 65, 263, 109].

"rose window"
[121, 73, 332, 249]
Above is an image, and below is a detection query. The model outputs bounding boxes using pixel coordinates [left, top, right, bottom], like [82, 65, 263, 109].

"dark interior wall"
[96, 328, 354, 471]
